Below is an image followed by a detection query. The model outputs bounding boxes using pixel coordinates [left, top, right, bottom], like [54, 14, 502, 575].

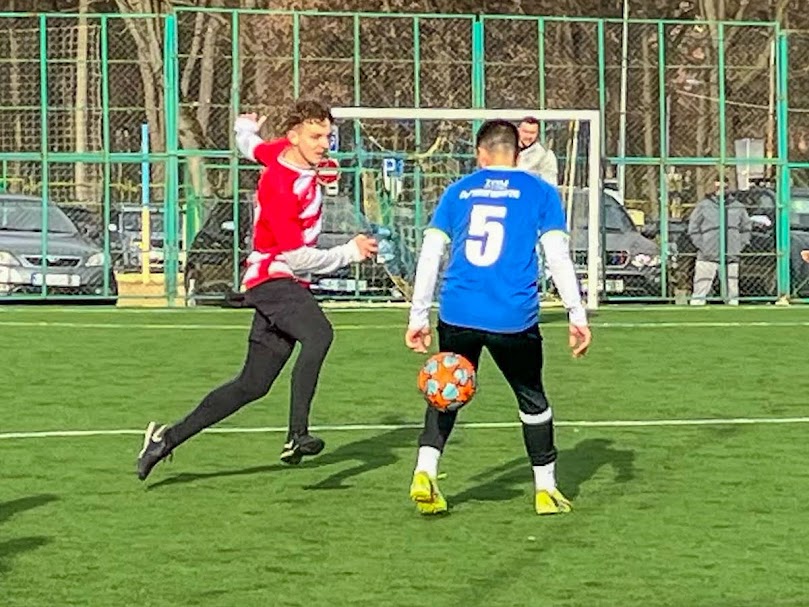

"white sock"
[533, 461, 556, 492]
[415, 446, 441, 479]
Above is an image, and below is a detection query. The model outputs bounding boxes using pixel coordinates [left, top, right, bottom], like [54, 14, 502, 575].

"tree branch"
[180, 9, 206, 99]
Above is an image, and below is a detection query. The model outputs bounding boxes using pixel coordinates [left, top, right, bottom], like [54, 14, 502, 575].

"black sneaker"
[137, 421, 173, 481]
[280, 434, 325, 465]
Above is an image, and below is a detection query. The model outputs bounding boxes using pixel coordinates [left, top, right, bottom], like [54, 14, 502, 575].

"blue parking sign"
[383, 157, 404, 177]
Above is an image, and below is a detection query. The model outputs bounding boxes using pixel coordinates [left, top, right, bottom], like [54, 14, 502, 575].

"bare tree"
[1, 0, 801, 210]
[176, 0, 228, 197]
[640, 31, 658, 211]
[74, 0, 92, 202]
[7, 1, 23, 184]
[111, 0, 166, 171]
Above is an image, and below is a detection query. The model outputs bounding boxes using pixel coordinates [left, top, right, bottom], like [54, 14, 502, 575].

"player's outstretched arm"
[406, 228, 448, 353]
[282, 235, 378, 275]
[540, 230, 591, 357]
[233, 113, 267, 163]
[260, 179, 377, 274]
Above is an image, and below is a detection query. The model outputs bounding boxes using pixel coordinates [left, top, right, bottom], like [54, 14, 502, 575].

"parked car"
[183, 199, 253, 307]
[0, 194, 118, 300]
[60, 204, 127, 271]
[111, 204, 170, 272]
[569, 188, 664, 298]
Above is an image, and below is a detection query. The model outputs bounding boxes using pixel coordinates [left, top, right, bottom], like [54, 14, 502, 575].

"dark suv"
[183, 200, 253, 306]
[570, 189, 663, 298]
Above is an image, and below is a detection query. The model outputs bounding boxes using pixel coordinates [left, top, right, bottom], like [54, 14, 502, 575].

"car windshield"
[0, 200, 77, 234]
[571, 192, 635, 232]
[121, 211, 165, 233]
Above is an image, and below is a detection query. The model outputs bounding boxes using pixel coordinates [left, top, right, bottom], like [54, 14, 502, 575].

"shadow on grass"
[0, 494, 58, 573]
[146, 423, 418, 492]
[302, 427, 417, 491]
[449, 438, 635, 507]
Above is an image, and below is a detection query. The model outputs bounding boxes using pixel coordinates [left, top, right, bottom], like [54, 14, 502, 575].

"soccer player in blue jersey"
[404, 119, 591, 516]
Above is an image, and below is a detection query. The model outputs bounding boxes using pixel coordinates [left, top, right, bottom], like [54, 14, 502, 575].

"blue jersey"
[428, 167, 567, 333]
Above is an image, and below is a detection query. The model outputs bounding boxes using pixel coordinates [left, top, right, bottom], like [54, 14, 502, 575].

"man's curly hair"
[284, 99, 333, 132]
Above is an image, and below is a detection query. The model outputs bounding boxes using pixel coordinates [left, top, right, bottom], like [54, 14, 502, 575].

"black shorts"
[244, 278, 332, 346]
[437, 319, 549, 413]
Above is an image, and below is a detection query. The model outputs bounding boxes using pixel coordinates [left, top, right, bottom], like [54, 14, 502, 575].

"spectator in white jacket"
[517, 117, 559, 186]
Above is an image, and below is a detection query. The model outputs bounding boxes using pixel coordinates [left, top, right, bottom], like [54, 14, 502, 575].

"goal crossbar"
[332, 107, 601, 310]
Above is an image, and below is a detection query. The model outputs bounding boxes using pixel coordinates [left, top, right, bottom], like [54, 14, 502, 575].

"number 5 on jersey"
[465, 204, 507, 266]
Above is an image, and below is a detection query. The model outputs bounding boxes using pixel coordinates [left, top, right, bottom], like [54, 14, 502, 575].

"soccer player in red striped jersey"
[137, 100, 378, 481]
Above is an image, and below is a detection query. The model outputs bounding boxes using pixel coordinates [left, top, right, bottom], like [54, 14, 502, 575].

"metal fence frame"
[0, 9, 804, 305]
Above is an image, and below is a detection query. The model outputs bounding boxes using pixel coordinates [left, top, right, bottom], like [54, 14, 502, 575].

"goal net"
[318, 107, 601, 310]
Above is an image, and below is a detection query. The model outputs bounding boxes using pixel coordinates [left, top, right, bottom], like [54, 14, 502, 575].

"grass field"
[2, 305, 809, 606]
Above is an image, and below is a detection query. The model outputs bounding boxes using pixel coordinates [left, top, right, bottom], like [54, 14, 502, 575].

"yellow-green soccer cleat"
[409, 471, 448, 515]
[535, 488, 572, 515]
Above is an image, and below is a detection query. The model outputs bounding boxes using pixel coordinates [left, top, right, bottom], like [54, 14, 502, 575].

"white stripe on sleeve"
[281, 242, 362, 276]
[408, 228, 449, 330]
[539, 230, 588, 326]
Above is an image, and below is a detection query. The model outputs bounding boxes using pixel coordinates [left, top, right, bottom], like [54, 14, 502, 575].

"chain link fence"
[0, 14, 173, 302]
[0, 9, 807, 304]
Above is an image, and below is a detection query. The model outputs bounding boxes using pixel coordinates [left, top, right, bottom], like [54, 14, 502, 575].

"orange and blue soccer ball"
[417, 352, 477, 412]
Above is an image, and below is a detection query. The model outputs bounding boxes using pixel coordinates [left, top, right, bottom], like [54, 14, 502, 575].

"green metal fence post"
[472, 15, 484, 137]
[717, 21, 728, 303]
[413, 16, 423, 243]
[658, 21, 669, 299]
[776, 29, 791, 299]
[347, 13, 365, 298]
[597, 20, 607, 159]
[353, 13, 361, 108]
[472, 16, 484, 108]
[230, 11, 241, 293]
[38, 13, 48, 299]
[351, 11, 364, 243]
[163, 13, 179, 306]
[101, 15, 112, 297]
[538, 18, 546, 141]
[292, 12, 300, 99]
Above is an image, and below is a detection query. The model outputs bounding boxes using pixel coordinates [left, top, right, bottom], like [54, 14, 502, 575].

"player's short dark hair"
[519, 116, 540, 126]
[476, 119, 519, 154]
[284, 99, 333, 132]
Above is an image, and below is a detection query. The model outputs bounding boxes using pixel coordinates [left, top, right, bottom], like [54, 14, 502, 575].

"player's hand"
[405, 326, 432, 353]
[352, 234, 378, 260]
[236, 112, 266, 131]
[802, 250, 809, 263]
[569, 324, 591, 358]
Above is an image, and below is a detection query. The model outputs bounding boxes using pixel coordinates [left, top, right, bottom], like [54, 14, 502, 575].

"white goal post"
[331, 107, 601, 310]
